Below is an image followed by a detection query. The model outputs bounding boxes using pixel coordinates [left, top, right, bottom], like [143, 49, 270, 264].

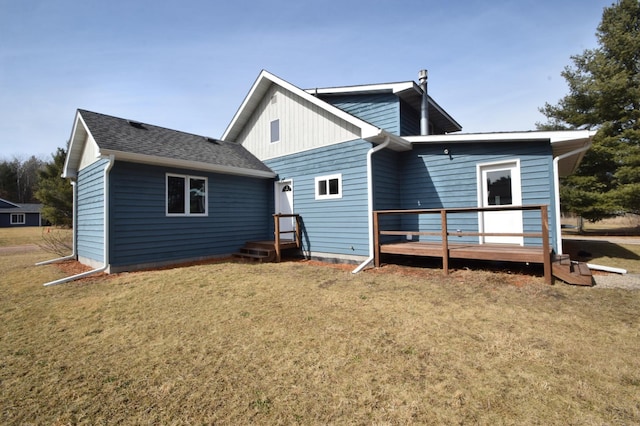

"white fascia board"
[99, 150, 276, 179]
[62, 111, 89, 179]
[306, 81, 417, 96]
[222, 70, 383, 142]
[405, 130, 595, 147]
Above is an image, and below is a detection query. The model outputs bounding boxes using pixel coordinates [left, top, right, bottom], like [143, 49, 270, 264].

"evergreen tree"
[35, 148, 73, 227]
[539, 0, 640, 220]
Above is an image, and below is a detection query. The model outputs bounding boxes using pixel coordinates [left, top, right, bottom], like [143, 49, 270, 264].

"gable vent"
[127, 120, 146, 129]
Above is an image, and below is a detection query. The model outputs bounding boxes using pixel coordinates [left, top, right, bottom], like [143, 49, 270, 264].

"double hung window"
[10, 213, 25, 225]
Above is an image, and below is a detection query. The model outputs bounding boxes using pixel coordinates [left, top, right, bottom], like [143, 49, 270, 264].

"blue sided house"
[58, 69, 594, 284]
[0, 198, 44, 227]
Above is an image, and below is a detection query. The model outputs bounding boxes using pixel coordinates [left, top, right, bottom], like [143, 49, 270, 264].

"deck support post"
[273, 214, 281, 263]
[541, 205, 552, 284]
[373, 211, 381, 267]
[441, 210, 449, 275]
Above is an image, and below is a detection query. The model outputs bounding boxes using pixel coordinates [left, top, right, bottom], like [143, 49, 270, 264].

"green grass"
[2, 247, 640, 424]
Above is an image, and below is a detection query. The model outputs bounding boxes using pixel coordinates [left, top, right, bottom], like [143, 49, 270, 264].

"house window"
[315, 174, 342, 200]
[270, 119, 280, 143]
[10, 213, 25, 225]
[166, 174, 207, 216]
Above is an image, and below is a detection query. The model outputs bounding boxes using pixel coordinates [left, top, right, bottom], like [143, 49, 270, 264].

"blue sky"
[0, 0, 611, 158]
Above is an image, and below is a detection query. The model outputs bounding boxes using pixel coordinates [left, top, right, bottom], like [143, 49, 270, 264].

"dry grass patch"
[1, 252, 640, 424]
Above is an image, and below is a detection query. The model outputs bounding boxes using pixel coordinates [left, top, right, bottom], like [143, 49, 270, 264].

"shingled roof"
[64, 110, 274, 179]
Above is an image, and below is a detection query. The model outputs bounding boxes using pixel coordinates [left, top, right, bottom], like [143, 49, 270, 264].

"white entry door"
[478, 161, 523, 245]
[275, 180, 294, 241]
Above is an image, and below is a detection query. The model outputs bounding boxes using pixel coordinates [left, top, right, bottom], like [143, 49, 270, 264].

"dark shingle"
[78, 109, 273, 174]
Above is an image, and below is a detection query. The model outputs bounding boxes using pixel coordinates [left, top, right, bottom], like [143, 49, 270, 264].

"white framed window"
[10, 213, 25, 225]
[166, 173, 208, 216]
[270, 119, 280, 143]
[315, 174, 342, 200]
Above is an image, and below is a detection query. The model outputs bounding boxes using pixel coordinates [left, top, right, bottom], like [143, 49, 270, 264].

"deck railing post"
[541, 205, 552, 284]
[273, 214, 281, 263]
[441, 210, 449, 275]
[373, 211, 381, 267]
[295, 214, 301, 249]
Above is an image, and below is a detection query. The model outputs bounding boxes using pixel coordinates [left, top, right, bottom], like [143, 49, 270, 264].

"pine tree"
[539, 0, 640, 220]
[35, 148, 73, 227]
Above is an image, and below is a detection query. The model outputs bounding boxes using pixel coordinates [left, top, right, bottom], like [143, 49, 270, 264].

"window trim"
[315, 173, 342, 200]
[10, 213, 25, 225]
[165, 173, 208, 217]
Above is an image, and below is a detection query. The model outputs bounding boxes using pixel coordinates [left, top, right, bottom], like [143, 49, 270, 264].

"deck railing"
[373, 205, 551, 283]
[273, 213, 302, 262]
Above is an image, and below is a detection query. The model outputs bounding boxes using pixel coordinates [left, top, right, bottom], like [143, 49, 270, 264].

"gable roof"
[221, 70, 410, 151]
[0, 201, 42, 213]
[64, 110, 275, 179]
[0, 198, 21, 209]
[307, 81, 463, 134]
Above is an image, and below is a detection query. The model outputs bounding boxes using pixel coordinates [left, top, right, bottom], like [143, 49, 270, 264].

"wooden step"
[552, 256, 593, 286]
[233, 246, 276, 263]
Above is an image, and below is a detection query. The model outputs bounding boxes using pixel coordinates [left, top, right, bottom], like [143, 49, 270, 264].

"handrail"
[273, 214, 302, 262]
[373, 205, 551, 284]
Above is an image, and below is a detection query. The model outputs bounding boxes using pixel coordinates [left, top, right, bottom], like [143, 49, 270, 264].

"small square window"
[315, 174, 342, 200]
[270, 119, 280, 143]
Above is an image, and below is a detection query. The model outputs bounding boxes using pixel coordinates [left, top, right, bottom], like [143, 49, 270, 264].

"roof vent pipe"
[418, 69, 429, 135]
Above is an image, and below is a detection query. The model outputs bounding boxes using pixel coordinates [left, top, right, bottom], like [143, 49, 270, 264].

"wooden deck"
[373, 205, 555, 284]
[380, 241, 550, 264]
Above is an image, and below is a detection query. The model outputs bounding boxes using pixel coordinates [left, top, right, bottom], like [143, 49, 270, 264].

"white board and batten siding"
[235, 84, 361, 161]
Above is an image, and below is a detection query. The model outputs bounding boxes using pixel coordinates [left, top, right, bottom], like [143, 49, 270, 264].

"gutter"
[352, 135, 391, 274]
[552, 142, 592, 255]
[41, 155, 115, 286]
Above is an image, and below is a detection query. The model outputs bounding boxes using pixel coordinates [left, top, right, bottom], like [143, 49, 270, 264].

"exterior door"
[275, 180, 294, 241]
[478, 161, 523, 245]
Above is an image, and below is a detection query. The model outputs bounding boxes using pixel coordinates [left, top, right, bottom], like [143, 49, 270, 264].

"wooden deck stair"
[233, 241, 277, 263]
[233, 240, 299, 263]
[552, 254, 594, 286]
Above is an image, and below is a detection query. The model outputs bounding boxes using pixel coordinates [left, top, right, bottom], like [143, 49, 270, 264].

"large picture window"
[10, 213, 25, 225]
[315, 174, 342, 200]
[166, 174, 207, 216]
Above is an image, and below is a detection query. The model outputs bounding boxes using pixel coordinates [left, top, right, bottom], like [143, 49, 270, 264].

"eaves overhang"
[97, 150, 277, 179]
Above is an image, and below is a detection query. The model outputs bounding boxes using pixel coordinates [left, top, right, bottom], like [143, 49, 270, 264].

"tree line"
[0, 148, 72, 227]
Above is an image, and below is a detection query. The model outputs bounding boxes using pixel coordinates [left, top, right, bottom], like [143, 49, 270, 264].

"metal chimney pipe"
[418, 69, 429, 135]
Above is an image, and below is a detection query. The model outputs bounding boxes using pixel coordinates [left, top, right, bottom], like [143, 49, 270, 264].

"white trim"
[406, 130, 595, 145]
[315, 173, 343, 200]
[0, 198, 21, 208]
[99, 150, 276, 179]
[166, 173, 208, 217]
[306, 81, 417, 96]
[476, 159, 523, 245]
[222, 70, 383, 142]
[10, 213, 25, 225]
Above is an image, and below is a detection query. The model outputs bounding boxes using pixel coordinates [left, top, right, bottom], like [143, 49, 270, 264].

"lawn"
[1, 230, 640, 424]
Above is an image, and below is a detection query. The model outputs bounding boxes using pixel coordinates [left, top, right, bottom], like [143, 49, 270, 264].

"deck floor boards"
[380, 241, 549, 263]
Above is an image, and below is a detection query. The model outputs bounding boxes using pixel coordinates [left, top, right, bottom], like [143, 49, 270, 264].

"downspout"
[552, 142, 591, 255]
[36, 180, 77, 265]
[352, 135, 391, 274]
[42, 155, 115, 286]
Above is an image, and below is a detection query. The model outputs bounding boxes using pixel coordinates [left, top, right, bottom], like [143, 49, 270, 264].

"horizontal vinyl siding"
[265, 139, 371, 257]
[76, 158, 108, 263]
[322, 93, 400, 135]
[399, 141, 557, 249]
[109, 161, 272, 268]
